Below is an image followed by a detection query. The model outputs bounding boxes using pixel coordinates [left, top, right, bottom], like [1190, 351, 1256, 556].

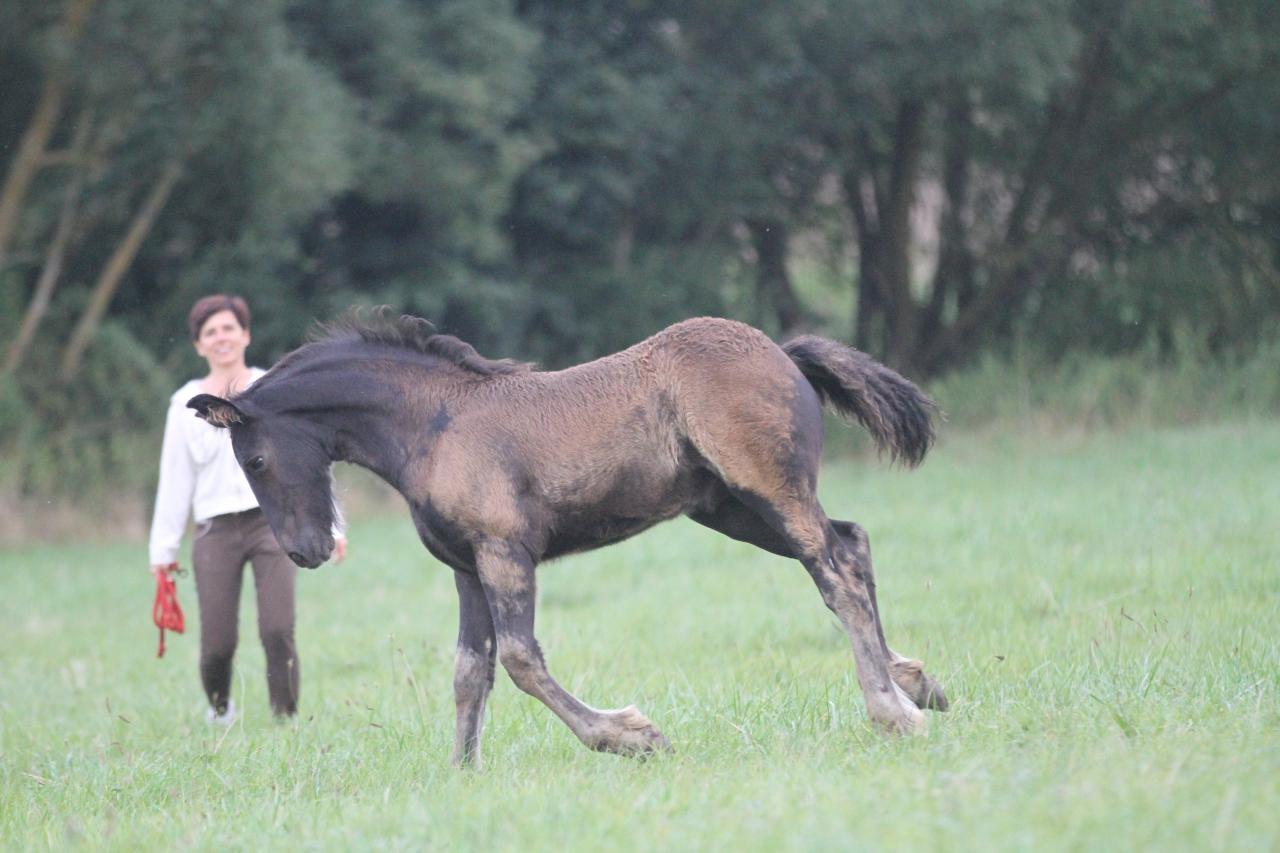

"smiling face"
[194, 309, 251, 372]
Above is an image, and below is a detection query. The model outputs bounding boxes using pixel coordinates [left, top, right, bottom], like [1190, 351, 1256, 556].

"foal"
[190, 314, 946, 763]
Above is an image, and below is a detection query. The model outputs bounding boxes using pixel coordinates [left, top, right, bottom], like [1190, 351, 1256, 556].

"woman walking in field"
[148, 294, 347, 723]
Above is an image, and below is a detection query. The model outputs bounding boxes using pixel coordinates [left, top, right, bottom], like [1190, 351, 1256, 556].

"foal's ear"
[187, 394, 246, 428]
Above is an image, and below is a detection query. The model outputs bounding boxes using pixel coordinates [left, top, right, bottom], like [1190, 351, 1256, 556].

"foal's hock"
[189, 314, 947, 763]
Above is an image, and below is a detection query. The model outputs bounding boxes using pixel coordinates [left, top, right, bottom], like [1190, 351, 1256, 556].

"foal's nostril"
[288, 551, 306, 565]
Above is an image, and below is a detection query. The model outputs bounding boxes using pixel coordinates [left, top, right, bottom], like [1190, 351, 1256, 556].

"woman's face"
[194, 309, 251, 370]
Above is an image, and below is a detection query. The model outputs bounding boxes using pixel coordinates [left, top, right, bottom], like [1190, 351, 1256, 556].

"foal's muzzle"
[284, 534, 334, 569]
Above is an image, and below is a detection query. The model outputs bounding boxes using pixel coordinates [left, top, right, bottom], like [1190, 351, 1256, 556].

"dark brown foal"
[190, 312, 945, 763]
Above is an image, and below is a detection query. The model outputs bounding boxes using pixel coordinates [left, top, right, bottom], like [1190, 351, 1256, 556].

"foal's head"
[188, 392, 337, 568]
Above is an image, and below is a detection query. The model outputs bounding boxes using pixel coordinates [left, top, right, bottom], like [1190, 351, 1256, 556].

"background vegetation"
[2, 0, 1280, 511]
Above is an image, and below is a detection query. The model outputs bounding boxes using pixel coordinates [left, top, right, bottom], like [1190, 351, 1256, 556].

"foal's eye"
[247, 456, 267, 475]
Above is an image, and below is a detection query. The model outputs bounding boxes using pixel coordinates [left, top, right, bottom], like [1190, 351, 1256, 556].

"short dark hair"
[188, 294, 251, 341]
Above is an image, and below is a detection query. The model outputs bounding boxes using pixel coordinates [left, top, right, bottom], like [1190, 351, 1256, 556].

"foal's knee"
[454, 645, 496, 696]
[829, 523, 874, 582]
[834, 520, 870, 554]
[497, 638, 543, 690]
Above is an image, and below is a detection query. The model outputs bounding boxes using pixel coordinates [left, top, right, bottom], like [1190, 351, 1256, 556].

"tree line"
[3, 0, 1279, 495]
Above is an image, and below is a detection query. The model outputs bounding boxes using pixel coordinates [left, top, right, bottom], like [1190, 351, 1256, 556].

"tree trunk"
[59, 156, 183, 380]
[0, 0, 97, 270]
[854, 242, 883, 354]
[747, 218, 802, 336]
[879, 100, 927, 369]
[841, 104, 926, 367]
[919, 31, 1115, 374]
[843, 168, 882, 354]
[3, 113, 93, 379]
[922, 92, 974, 348]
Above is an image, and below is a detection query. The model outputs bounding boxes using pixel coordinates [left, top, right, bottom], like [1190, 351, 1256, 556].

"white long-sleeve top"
[148, 370, 267, 565]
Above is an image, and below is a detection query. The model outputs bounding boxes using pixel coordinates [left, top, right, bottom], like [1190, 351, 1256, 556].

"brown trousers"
[192, 507, 299, 716]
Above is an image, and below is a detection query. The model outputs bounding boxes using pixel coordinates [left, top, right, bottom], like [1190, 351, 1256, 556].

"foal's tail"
[782, 336, 938, 467]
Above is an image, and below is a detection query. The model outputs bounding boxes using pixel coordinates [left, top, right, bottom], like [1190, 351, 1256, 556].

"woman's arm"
[148, 402, 197, 567]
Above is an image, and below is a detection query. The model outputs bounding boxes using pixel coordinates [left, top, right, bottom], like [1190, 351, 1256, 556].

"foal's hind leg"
[474, 540, 670, 756]
[793, 510, 926, 734]
[452, 570, 497, 767]
[694, 502, 947, 713]
[697, 495, 924, 733]
[830, 520, 947, 711]
[681, 355, 923, 731]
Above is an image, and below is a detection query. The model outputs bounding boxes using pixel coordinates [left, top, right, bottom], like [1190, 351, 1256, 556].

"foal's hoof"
[870, 700, 928, 736]
[890, 659, 949, 712]
[591, 705, 672, 756]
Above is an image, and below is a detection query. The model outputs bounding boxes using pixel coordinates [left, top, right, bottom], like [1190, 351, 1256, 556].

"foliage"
[3, 0, 1280, 496]
[930, 335, 1280, 431]
[2, 309, 170, 499]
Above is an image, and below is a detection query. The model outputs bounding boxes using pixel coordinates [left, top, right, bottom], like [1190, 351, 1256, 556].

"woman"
[148, 294, 347, 723]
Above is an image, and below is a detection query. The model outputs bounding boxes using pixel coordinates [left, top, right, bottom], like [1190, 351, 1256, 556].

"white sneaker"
[206, 699, 237, 726]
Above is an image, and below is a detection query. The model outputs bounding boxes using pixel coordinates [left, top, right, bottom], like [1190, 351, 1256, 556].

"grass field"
[2, 420, 1278, 850]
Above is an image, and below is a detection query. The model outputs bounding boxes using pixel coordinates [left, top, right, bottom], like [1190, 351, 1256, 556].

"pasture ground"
[2, 420, 1278, 850]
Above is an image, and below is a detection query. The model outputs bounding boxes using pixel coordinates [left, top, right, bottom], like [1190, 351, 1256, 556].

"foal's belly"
[542, 511, 669, 559]
[539, 464, 715, 560]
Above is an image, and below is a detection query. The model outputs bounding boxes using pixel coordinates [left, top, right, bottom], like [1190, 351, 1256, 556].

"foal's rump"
[653, 319, 826, 500]
[650, 318, 937, 505]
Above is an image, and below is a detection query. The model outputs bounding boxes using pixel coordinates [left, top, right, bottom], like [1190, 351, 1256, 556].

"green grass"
[3, 421, 1279, 850]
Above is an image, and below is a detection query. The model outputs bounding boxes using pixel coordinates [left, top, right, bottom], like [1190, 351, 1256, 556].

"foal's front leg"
[474, 540, 670, 755]
[452, 570, 497, 767]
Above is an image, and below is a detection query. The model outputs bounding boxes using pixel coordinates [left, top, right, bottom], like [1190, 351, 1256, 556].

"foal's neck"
[317, 357, 477, 493]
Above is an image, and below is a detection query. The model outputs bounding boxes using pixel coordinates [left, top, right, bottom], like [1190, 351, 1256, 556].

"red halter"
[152, 564, 185, 657]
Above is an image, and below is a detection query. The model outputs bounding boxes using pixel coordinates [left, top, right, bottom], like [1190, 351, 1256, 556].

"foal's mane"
[273, 308, 534, 380]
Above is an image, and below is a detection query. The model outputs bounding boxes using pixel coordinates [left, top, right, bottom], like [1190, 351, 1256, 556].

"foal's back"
[492, 317, 806, 457]
[456, 317, 815, 516]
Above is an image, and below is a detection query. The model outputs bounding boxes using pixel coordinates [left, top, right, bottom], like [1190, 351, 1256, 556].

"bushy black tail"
[782, 336, 938, 467]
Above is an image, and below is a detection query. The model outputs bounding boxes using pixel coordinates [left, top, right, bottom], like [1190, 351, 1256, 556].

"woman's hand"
[331, 537, 348, 564]
[151, 563, 179, 579]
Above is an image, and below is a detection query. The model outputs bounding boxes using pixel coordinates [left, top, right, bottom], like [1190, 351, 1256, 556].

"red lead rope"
[152, 564, 185, 657]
